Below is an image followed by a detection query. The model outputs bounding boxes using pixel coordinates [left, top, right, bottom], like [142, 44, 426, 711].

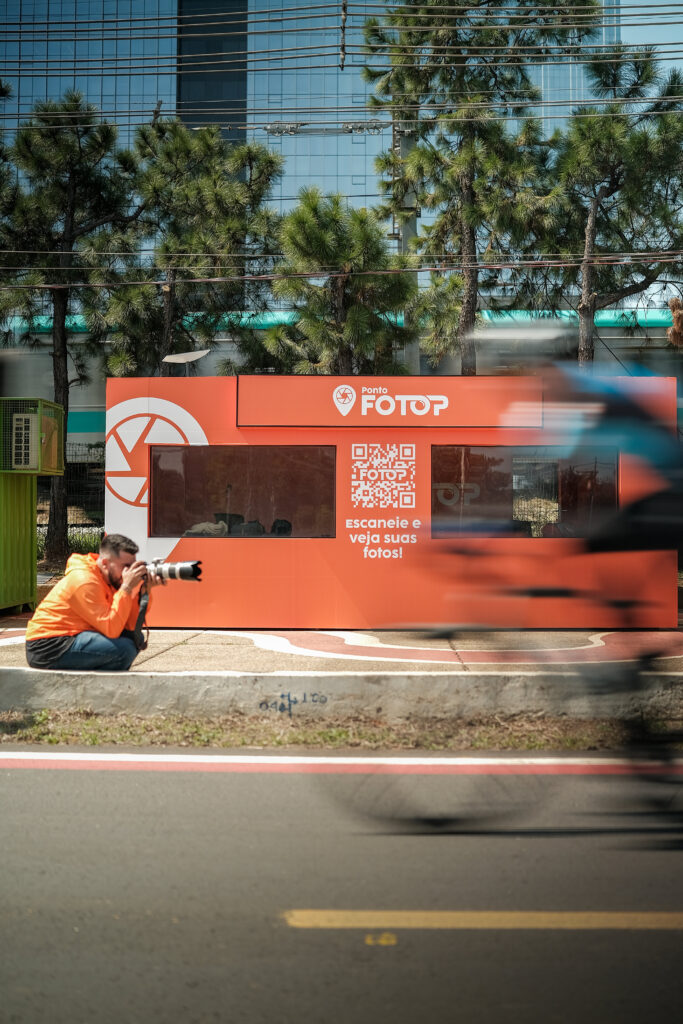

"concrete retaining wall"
[1, 667, 682, 720]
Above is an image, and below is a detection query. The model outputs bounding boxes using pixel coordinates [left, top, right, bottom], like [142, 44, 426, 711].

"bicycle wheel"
[320, 756, 552, 834]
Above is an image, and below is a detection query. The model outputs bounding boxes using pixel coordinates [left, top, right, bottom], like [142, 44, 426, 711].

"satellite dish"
[161, 349, 210, 364]
[161, 350, 210, 376]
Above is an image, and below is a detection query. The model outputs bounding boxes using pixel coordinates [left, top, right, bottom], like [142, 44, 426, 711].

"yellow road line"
[284, 910, 683, 931]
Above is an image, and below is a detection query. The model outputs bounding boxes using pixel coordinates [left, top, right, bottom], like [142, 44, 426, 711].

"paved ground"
[3, 600, 682, 720]
[2, 610, 683, 674]
[2, 755, 682, 1024]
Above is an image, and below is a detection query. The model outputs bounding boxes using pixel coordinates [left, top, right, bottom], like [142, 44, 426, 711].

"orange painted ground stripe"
[283, 910, 683, 931]
[0, 752, 682, 775]
[1, 752, 681, 774]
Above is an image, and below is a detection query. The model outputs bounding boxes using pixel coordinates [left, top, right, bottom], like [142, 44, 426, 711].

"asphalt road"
[1, 752, 682, 1024]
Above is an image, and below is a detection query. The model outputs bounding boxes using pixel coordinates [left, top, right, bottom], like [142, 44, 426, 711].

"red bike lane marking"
[3, 626, 682, 664]
[0, 629, 27, 645]
[1, 754, 680, 775]
[266, 630, 683, 665]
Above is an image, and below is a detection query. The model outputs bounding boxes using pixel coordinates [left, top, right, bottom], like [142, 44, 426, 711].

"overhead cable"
[3, 249, 682, 292]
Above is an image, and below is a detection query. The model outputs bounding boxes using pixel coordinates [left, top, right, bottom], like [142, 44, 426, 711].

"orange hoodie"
[26, 552, 142, 641]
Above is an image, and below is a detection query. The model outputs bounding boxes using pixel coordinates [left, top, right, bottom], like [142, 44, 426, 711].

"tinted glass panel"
[150, 445, 335, 538]
[432, 446, 617, 538]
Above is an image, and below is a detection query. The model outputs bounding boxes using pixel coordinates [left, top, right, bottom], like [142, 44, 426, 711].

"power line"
[5, 79, 683, 120]
[0, 4, 337, 28]
[1, 44, 346, 69]
[1, 9, 680, 132]
[4, 246, 679, 259]
[1, 3, 676, 34]
[2, 33, 676, 67]
[2, 249, 682, 292]
[355, 47, 683, 70]
[3, 1, 681, 23]
[5, 67, 678, 104]
[6, 100, 683, 132]
[354, 2, 678, 13]
[2, 14, 671, 41]
[5, 42, 683, 78]
[17, 92, 676, 116]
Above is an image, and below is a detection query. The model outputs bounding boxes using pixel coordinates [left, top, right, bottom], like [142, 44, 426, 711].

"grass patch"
[36, 527, 102, 564]
[0, 709, 654, 751]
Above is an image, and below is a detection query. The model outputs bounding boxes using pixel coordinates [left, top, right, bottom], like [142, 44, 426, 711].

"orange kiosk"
[104, 374, 678, 629]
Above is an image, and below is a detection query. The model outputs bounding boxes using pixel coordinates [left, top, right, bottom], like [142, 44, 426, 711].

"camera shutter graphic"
[105, 398, 208, 508]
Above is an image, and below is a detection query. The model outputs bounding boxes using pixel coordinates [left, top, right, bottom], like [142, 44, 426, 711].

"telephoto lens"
[146, 560, 202, 581]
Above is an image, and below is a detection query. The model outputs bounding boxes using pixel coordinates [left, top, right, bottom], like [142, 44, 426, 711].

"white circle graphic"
[105, 397, 208, 562]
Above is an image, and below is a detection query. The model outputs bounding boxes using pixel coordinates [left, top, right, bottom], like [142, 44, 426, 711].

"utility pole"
[392, 120, 420, 374]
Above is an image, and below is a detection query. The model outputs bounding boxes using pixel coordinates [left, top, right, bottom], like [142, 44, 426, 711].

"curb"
[1, 667, 682, 720]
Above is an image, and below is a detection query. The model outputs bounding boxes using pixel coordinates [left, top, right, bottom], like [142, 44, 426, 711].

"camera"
[145, 558, 202, 582]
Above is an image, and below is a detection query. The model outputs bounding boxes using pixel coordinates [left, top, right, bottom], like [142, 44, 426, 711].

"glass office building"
[177, 0, 247, 139]
[529, 2, 621, 130]
[246, 2, 387, 213]
[0, 1, 620, 209]
[247, 2, 621, 214]
[0, 1, 177, 145]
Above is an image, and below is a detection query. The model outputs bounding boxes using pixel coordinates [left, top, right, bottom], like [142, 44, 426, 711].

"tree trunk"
[333, 273, 353, 375]
[45, 287, 70, 563]
[458, 172, 478, 376]
[337, 348, 354, 375]
[578, 194, 600, 366]
[160, 269, 176, 376]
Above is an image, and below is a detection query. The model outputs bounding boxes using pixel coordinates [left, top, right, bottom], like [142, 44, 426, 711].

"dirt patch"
[36, 558, 67, 578]
[0, 709, 662, 751]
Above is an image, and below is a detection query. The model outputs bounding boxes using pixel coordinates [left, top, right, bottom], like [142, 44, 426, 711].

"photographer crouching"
[25, 534, 165, 672]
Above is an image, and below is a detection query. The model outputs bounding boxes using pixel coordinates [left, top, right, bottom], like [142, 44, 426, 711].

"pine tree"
[0, 81, 19, 348]
[363, 0, 600, 373]
[266, 188, 417, 375]
[86, 121, 283, 377]
[1, 92, 137, 561]
[539, 50, 683, 364]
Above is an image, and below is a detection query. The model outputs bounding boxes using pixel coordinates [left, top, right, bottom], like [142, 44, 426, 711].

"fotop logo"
[332, 383, 448, 418]
[360, 386, 448, 417]
[332, 384, 356, 416]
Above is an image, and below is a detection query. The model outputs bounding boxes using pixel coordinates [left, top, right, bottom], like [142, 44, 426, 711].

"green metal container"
[0, 473, 37, 610]
[0, 398, 64, 475]
[0, 398, 64, 612]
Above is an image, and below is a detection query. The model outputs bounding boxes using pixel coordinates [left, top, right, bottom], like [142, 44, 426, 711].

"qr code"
[351, 443, 416, 509]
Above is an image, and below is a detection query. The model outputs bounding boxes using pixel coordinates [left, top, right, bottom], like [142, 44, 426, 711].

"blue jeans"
[52, 631, 138, 672]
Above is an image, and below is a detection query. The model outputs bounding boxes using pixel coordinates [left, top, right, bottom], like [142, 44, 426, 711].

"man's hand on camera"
[145, 565, 167, 588]
[120, 560, 150, 595]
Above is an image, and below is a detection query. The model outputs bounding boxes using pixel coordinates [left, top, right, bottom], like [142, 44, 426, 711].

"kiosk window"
[432, 446, 617, 538]
[150, 445, 336, 538]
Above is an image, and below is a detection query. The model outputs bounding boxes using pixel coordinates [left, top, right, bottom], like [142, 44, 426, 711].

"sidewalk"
[1, 612, 682, 720]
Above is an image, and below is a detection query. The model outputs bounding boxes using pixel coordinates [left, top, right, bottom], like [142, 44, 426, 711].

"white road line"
[0, 752, 654, 765]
